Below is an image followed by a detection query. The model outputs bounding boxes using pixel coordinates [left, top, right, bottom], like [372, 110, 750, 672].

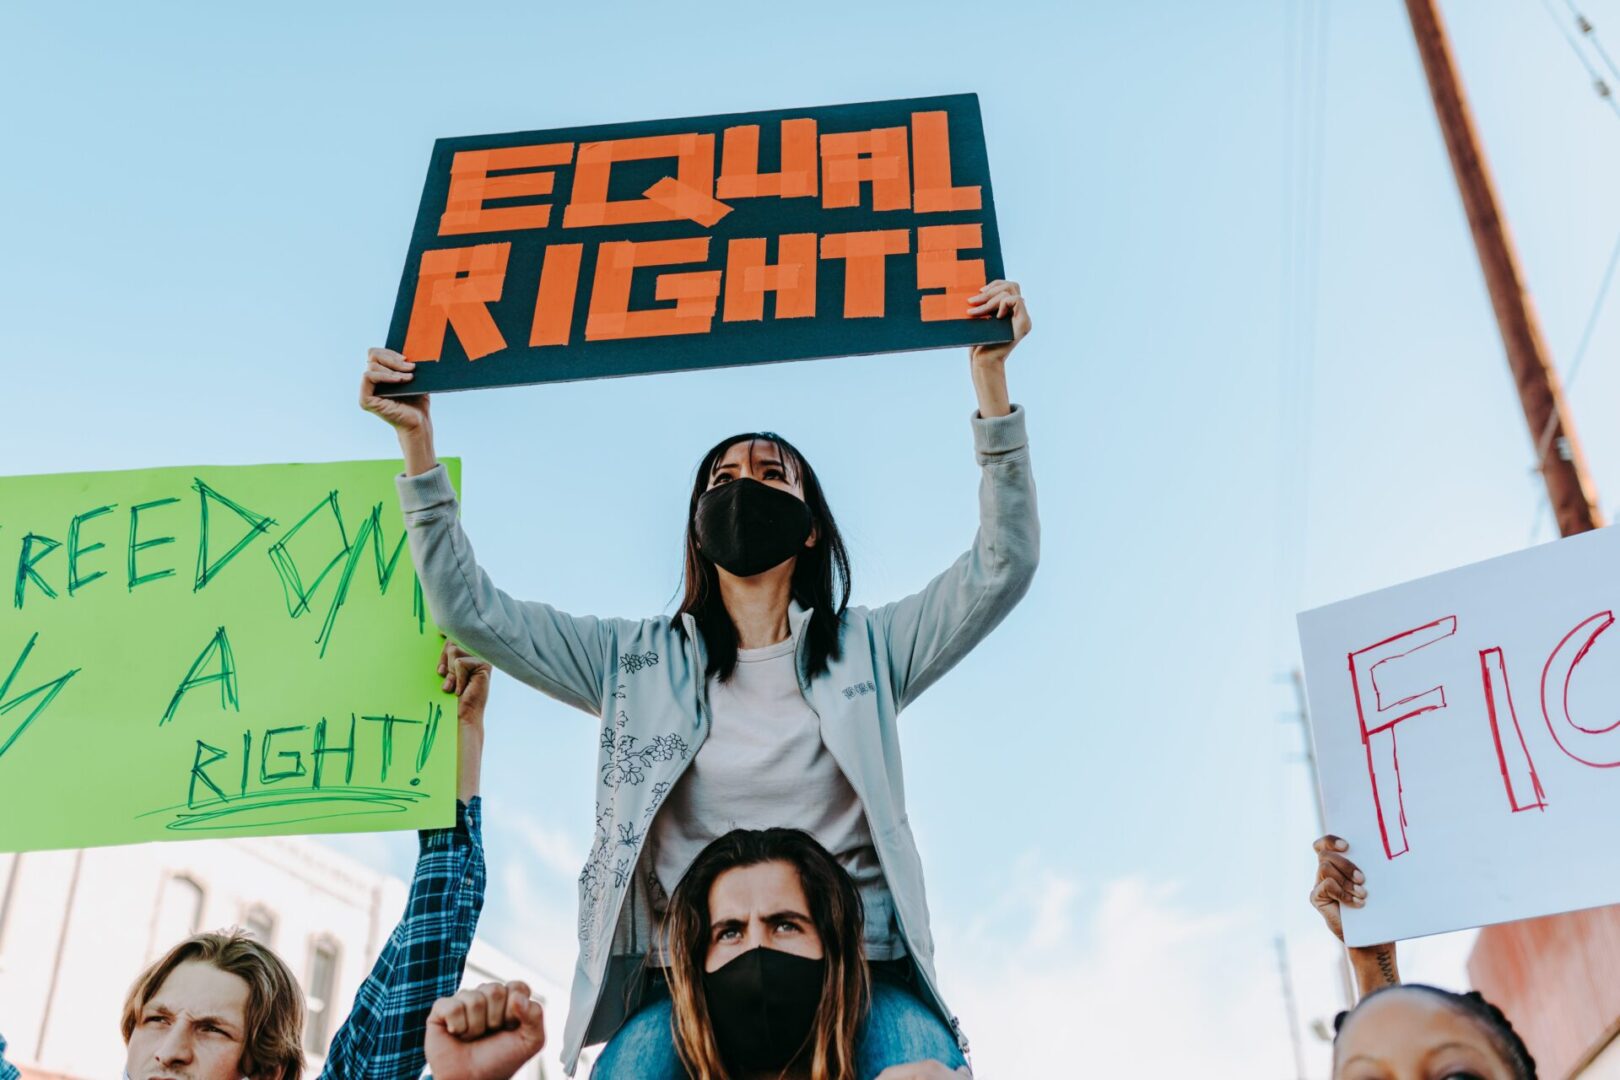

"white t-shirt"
[646, 637, 903, 960]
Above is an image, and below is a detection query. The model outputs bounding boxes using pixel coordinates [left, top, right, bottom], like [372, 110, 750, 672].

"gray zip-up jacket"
[396, 404, 1039, 1075]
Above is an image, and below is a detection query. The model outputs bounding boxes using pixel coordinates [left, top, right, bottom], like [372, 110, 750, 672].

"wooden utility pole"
[1404, 0, 1606, 536]
[1405, 3, 1612, 1073]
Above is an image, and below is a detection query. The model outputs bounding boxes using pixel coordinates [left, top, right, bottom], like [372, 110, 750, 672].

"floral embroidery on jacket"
[617, 650, 660, 674]
[600, 726, 690, 788]
[642, 781, 672, 822]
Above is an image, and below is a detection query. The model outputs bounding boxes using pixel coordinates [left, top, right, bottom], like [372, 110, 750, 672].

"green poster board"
[0, 458, 460, 852]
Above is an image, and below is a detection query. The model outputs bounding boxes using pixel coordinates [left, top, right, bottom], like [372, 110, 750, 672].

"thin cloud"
[939, 870, 1297, 1077]
[506, 812, 589, 881]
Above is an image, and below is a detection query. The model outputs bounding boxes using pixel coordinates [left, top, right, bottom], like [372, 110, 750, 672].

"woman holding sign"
[360, 279, 1036, 1078]
[1309, 836, 1538, 1078]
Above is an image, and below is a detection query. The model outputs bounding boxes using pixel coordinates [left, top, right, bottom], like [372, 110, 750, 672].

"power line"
[1534, 0, 1620, 122]
[1275, 0, 1330, 615]
[1520, 0, 1620, 540]
[1273, 5, 1339, 1062]
[1535, 228, 1620, 460]
[1528, 226, 1620, 540]
[1561, 0, 1620, 87]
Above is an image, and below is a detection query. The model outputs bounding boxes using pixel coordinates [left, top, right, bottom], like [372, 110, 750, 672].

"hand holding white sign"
[1310, 834, 1400, 997]
[1297, 526, 1620, 944]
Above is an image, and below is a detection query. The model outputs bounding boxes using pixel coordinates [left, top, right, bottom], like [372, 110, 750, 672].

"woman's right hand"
[1310, 834, 1367, 942]
[361, 347, 431, 433]
[1312, 834, 1401, 995]
[363, 347, 439, 474]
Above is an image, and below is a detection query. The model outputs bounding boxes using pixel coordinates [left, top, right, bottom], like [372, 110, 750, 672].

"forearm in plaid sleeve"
[318, 797, 486, 1080]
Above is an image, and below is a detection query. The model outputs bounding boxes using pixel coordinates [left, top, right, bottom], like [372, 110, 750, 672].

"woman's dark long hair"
[664, 828, 870, 1080]
[676, 432, 851, 681]
[1333, 985, 1537, 1078]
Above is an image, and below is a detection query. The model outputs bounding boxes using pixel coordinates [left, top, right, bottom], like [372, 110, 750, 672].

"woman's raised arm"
[1312, 834, 1401, 999]
[872, 282, 1039, 710]
[361, 348, 612, 716]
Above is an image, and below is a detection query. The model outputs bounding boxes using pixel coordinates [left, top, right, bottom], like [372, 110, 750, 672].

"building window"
[152, 874, 205, 957]
[304, 938, 341, 1055]
[242, 905, 277, 946]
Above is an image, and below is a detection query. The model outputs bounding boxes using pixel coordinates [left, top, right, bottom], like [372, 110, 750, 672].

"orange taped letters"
[717, 119, 819, 199]
[723, 234, 817, 322]
[820, 229, 910, 318]
[819, 127, 910, 211]
[917, 224, 986, 322]
[440, 144, 574, 236]
[642, 176, 733, 227]
[911, 112, 981, 213]
[655, 271, 725, 324]
[586, 238, 721, 340]
[564, 134, 725, 228]
[402, 244, 511, 361]
[529, 243, 585, 347]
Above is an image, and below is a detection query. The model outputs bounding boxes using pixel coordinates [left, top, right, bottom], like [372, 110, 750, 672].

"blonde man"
[1, 643, 492, 1080]
[120, 930, 306, 1080]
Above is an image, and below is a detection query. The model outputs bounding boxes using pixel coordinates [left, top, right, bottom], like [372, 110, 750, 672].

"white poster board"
[1297, 526, 1620, 945]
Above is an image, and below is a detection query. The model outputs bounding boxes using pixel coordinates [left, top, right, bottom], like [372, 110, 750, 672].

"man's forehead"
[709, 860, 811, 917]
[150, 960, 250, 1022]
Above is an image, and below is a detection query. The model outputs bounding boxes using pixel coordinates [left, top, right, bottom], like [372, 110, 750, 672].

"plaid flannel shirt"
[320, 796, 486, 1080]
[0, 1031, 17, 1080]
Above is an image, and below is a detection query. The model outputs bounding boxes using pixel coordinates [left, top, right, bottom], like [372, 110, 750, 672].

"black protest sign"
[382, 94, 1010, 393]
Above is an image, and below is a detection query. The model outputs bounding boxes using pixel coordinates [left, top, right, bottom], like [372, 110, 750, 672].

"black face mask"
[703, 947, 826, 1073]
[694, 478, 813, 578]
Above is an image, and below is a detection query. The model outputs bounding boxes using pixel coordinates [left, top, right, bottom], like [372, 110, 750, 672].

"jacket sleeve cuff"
[971, 404, 1029, 461]
[420, 795, 481, 851]
[397, 463, 458, 515]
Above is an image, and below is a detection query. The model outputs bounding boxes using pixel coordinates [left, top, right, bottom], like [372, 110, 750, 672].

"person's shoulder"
[600, 615, 688, 677]
[831, 605, 879, 645]
[603, 613, 688, 650]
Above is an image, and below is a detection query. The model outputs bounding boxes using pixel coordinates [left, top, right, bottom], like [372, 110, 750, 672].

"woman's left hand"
[441, 639, 492, 802]
[442, 639, 492, 719]
[967, 279, 1031, 366]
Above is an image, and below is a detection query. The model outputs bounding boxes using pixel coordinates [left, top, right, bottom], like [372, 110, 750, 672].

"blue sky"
[3, 1, 1617, 1073]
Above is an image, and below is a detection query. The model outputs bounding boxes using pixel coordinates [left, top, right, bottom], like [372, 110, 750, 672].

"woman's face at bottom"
[1335, 990, 1515, 1080]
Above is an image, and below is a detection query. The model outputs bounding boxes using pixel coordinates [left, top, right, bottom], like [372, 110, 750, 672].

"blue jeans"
[590, 973, 966, 1079]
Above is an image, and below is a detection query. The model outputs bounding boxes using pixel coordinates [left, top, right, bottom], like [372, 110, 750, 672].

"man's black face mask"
[703, 946, 826, 1073]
